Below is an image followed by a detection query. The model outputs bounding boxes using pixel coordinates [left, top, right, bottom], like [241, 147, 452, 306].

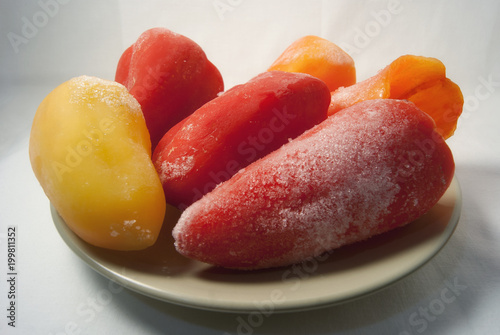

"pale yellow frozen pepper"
[29, 76, 166, 250]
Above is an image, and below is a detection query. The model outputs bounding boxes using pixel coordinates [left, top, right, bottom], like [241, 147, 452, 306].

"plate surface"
[52, 177, 461, 313]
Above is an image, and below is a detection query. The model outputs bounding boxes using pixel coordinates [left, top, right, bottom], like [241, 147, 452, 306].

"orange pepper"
[404, 78, 463, 139]
[329, 55, 464, 139]
[388, 55, 446, 97]
[328, 72, 389, 113]
[268, 35, 356, 92]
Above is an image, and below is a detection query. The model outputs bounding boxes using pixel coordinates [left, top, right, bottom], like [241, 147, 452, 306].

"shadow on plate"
[52, 203, 200, 275]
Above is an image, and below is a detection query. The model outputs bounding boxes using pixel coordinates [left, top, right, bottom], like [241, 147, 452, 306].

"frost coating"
[68, 75, 142, 113]
[159, 155, 195, 181]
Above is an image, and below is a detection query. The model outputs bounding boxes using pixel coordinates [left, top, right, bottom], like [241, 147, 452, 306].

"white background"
[1, 0, 499, 334]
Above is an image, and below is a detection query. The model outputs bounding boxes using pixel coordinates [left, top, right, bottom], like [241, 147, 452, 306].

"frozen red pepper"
[115, 27, 224, 149]
[172, 99, 455, 270]
[153, 71, 331, 209]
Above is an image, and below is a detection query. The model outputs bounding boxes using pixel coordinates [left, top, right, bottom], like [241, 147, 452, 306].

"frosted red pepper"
[115, 27, 224, 149]
[153, 71, 331, 209]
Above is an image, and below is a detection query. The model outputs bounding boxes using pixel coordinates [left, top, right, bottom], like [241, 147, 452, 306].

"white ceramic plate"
[52, 177, 461, 313]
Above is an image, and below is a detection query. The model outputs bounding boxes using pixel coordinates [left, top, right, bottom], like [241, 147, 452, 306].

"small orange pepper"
[268, 35, 356, 92]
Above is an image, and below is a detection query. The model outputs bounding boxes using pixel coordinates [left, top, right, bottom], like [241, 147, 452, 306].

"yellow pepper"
[29, 76, 166, 250]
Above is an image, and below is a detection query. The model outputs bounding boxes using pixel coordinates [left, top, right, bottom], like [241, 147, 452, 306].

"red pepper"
[115, 28, 224, 149]
[153, 71, 331, 209]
